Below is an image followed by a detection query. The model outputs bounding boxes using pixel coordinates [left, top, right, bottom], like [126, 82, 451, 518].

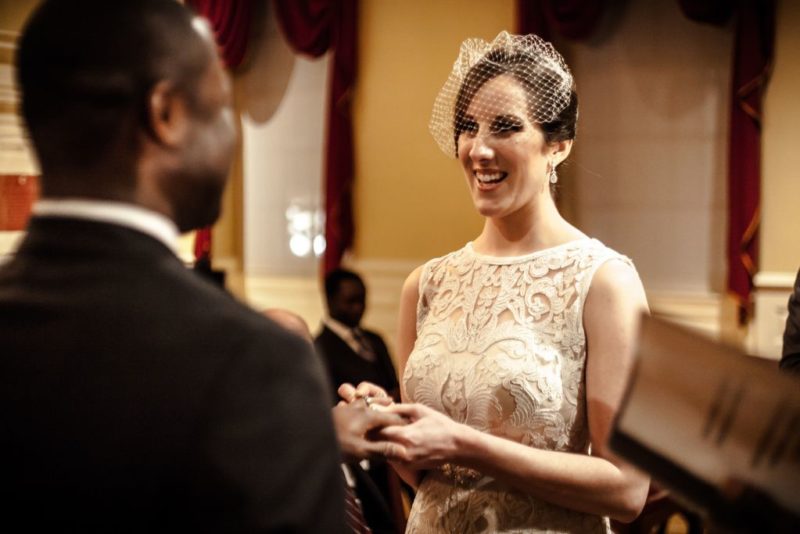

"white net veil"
[429, 31, 574, 157]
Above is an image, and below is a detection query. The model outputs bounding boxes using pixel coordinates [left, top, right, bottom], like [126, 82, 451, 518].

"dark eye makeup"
[458, 117, 479, 135]
[458, 114, 525, 138]
[491, 114, 524, 134]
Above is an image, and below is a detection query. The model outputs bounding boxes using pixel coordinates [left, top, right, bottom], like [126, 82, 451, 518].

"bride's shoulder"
[585, 257, 648, 321]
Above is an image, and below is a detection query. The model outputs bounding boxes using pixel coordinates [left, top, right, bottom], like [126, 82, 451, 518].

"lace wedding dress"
[403, 239, 633, 533]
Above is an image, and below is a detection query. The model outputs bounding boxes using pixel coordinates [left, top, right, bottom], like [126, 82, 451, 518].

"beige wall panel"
[761, 0, 800, 273]
[354, 0, 514, 261]
[0, 0, 40, 31]
[562, 0, 732, 295]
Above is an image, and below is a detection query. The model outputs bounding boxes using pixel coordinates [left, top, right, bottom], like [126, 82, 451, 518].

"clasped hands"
[332, 381, 462, 469]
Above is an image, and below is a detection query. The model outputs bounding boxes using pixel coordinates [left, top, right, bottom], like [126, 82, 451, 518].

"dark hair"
[453, 49, 578, 150]
[17, 0, 209, 195]
[324, 269, 364, 302]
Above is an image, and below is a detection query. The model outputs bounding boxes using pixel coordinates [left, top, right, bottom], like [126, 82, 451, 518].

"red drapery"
[517, 0, 607, 41]
[679, 0, 774, 319]
[186, 0, 254, 264]
[676, 0, 734, 25]
[187, 0, 253, 69]
[517, 0, 775, 317]
[273, 0, 358, 275]
[727, 1, 773, 318]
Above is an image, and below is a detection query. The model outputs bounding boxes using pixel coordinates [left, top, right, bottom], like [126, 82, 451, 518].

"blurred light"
[289, 234, 311, 257]
[292, 212, 312, 232]
[286, 201, 325, 258]
[313, 234, 326, 256]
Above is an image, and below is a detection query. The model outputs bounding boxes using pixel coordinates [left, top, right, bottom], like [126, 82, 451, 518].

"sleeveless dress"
[402, 238, 634, 533]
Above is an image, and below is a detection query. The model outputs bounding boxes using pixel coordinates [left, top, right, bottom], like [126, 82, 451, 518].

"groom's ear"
[144, 80, 191, 148]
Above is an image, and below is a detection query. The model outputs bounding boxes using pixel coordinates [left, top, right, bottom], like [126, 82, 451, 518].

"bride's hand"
[380, 403, 466, 469]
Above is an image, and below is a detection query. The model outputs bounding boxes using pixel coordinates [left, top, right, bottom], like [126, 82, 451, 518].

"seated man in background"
[315, 269, 404, 533]
[265, 307, 403, 533]
[0, 1, 403, 531]
[316, 269, 400, 401]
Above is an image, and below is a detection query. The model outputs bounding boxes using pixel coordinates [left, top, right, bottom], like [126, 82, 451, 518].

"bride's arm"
[383, 260, 650, 522]
[388, 266, 424, 489]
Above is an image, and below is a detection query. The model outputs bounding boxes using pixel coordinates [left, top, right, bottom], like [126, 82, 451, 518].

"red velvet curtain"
[187, 0, 254, 68]
[679, 0, 775, 319]
[676, 0, 734, 25]
[517, 0, 607, 41]
[727, 1, 774, 319]
[186, 0, 254, 263]
[273, 0, 358, 275]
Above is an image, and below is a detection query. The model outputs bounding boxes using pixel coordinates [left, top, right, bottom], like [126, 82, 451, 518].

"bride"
[346, 31, 650, 533]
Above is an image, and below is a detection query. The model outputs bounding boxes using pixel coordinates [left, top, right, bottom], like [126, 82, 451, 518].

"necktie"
[351, 328, 376, 362]
[344, 483, 372, 534]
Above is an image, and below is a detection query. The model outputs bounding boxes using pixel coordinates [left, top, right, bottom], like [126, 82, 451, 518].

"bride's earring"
[549, 161, 558, 184]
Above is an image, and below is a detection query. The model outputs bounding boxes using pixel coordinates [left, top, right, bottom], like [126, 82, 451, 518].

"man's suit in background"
[315, 322, 401, 533]
[0, 216, 346, 532]
[781, 268, 800, 373]
[315, 323, 399, 404]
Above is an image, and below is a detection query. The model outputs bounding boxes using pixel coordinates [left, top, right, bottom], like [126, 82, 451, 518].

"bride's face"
[456, 74, 555, 220]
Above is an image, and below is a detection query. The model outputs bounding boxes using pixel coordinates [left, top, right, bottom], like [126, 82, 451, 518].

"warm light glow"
[286, 202, 325, 258]
[289, 234, 311, 257]
[313, 234, 326, 256]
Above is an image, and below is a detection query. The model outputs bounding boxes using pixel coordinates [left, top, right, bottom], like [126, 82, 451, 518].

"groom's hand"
[337, 381, 394, 407]
[331, 402, 409, 463]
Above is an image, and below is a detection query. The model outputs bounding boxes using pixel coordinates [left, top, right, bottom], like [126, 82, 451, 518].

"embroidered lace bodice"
[403, 239, 632, 533]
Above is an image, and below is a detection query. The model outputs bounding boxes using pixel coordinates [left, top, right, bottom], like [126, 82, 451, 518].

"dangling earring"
[549, 162, 558, 184]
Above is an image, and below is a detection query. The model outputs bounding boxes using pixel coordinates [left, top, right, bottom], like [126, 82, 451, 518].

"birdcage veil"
[429, 31, 574, 157]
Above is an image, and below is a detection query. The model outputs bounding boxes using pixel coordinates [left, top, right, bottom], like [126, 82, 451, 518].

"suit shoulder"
[364, 328, 389, 347]
[149, 263, 306, 351]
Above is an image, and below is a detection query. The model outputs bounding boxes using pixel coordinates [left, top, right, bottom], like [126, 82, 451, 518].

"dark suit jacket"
[314, 325, 401, 533]
[0, 217, 347, 532]
[314, 325, 399, 404]
[781, 268, 800, 373]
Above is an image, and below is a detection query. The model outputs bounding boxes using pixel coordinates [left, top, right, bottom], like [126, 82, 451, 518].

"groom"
[0, 1, 403, 531]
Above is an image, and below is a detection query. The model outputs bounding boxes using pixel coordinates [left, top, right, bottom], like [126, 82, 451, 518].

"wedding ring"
[363, 396, 373, 407]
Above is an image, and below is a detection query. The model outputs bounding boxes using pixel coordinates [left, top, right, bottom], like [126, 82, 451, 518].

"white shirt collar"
[324, 316, 355, 341]
[33, 199, 180, 254]
[322, 317, 377, 362]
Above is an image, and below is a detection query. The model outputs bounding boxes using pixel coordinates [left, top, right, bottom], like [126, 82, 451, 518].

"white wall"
[562, 0, 731, 296]
[239, 3, 329, 278]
